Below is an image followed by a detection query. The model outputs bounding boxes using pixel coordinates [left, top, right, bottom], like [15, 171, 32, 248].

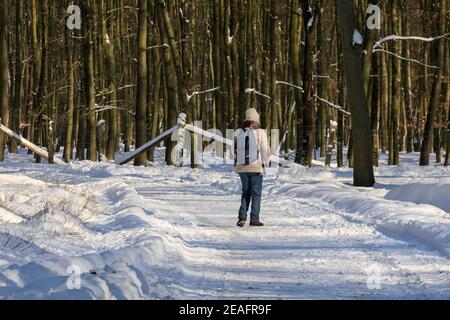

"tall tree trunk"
[157, 5, 178, 166]
[224, 0, 236, 128]
[420, 0, 446, 166]
[336, 0, 375, 187]
[103, 0, 119, 160]
[362, 0, 379, 97]
[402, 0, 414, 154]
[325, 120, 337, 167]
[290, 0, 304, 164]
[64, 36, 75, 163]
[135, 0, 149, 166]
[268, 0, 280, 131]
[371, 56, 379, 166]
[301, 0, 319, 167]
[317, 0, 327, 158]
[212, 0, 224, 133]
[336, 20, 344, 168]
[10, 0, 24, 154]
[28, 0, 40, 152]
[380, 53, 389, 154]
[390, 0, 401, 165]
[0, 0, 9, 161]
[444, 41, 450, 166]
[236, 0, 247, 123]
[82, 1, 97, 162]
[35, 1, 48, 164]
[148, 16, 162, 163]
[158, 0, 196, 167]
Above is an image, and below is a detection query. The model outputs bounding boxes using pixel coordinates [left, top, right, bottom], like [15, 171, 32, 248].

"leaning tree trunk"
[420, 0, 446, 166]
[336, 0, 375, 187]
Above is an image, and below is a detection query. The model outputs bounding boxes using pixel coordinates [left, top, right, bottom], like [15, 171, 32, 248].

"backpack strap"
[245, 133, 250, 165]
[233, 135, 237, 167]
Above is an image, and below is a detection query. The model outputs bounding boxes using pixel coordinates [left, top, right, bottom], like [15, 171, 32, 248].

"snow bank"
[0, 162, 242, 299]
[0, 171, 186, 299]
[268, 172, 450, 257]
[386, 183, 450, 213]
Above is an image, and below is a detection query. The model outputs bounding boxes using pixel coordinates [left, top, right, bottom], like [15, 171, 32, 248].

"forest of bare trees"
[0, 0, 449, 186]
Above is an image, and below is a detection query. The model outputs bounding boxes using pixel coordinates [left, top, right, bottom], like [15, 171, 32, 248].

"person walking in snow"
[234, 108, 270, 227]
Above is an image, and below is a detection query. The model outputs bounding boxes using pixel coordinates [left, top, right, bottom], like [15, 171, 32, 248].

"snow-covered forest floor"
[1, 149, 450, 299]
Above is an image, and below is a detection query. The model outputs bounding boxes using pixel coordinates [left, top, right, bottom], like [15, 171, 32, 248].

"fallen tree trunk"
[115, 126, 178, 166]
[0, 121, 65, 164]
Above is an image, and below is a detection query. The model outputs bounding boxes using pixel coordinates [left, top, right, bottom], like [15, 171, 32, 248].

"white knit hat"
[245, 108, 260, 124]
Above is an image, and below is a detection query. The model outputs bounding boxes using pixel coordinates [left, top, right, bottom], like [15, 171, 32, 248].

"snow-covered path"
[1, 150, 450, 299]
[130, 173, 450, 299]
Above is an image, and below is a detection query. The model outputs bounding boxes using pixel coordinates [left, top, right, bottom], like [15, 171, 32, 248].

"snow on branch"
[187, 87, 220, 101]
[107, 6, 138, 14]
[147, 44, 170, 50]
[313, 95, 351, 116]
[96, 84, 136, 97]
[245, 88, 272, 100]
[373, 33, 450, 50]
[276, 81, 304, 92]
[94, 104, 135, 115]
[275, 81, 349, 115]
[373, 49, 438, 69]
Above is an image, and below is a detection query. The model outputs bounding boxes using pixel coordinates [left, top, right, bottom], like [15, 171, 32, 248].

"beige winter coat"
[235, 128, 270, 174]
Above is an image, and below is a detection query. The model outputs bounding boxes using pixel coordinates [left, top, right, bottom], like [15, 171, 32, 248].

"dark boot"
[250, 220, 264, 227]
[236, 219, 246, 227]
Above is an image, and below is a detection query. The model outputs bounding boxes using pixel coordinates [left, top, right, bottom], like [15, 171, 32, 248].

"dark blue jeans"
[238, 173, 263, 221]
